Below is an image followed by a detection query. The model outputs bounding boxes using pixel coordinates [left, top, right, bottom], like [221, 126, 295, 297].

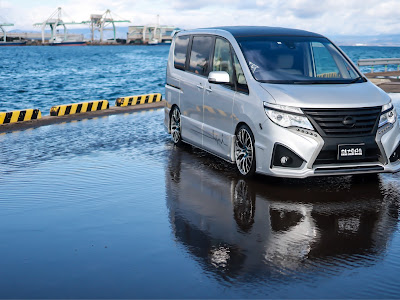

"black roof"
[207, 26, 325, 38]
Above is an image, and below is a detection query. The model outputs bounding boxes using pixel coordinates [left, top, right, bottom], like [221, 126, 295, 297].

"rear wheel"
[171, 107, 183, 146]
[234, 125, 256, 177]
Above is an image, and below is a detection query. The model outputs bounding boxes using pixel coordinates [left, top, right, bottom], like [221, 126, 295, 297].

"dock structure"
[82, 10, 130, 43]
[3, 32, 83, 42]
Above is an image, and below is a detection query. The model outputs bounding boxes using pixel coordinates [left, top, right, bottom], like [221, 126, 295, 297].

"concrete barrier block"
[115, 93, 162, 107]
[0, 109, 42, 125]
[50, 100, 109, 116]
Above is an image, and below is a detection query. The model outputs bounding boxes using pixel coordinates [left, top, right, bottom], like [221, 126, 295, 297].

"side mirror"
[208, 71, 230, 84]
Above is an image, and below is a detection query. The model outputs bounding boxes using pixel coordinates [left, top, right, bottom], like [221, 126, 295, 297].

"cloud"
[2, 0, 400, 37]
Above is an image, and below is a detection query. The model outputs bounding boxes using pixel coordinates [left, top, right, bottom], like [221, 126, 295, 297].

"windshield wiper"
[258, 80, 295, 84]
[292, 80, 346, 84]
[348, 76, 365, 83]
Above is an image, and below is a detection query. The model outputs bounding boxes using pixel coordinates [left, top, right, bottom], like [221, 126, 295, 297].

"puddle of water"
[0, 109, 399, 298]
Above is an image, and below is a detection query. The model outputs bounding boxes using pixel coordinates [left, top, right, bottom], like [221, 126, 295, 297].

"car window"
[188, 36, 213, 76]
[233, 53, 247, 85]
[311, 42, 341, 78]
[174, 35, 190, 70]
[233, 53, 249, 94]
[212, 38, 234, 83]
[237, 36, 360, 83]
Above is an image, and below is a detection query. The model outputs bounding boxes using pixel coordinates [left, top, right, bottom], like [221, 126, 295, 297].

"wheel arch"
[235, 121, 254, 137]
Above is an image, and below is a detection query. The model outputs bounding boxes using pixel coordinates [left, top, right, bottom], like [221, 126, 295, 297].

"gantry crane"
[83, 10, 130, 42]
[33, 7, 84, 43]
[0, 22, 13, 42]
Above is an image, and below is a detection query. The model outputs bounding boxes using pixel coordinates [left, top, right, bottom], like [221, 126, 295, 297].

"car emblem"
[343, 116, 356, 128]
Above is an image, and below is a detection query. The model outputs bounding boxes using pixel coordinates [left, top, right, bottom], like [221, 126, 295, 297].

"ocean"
[0, 45, 400, 114]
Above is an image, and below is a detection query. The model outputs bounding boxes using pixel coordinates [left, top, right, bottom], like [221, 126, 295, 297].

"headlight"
[379, 101, 397, 127]
[263, 102, 314, 130]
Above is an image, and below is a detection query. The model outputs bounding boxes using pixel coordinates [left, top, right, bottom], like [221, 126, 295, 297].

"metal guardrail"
[357, 58, 400, 72]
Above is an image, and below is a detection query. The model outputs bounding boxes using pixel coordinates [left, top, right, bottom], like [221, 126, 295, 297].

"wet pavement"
[0, 105, 400, 298]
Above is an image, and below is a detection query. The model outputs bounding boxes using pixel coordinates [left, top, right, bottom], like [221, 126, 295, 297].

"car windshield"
[236, 36, 361, 84]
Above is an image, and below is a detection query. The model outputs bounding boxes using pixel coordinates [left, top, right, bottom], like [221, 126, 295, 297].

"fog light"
[280, 156, 291, 166]
[390, 143, 400, 163]
[272, 144, 305, 168]
[391, 151, 399, 162]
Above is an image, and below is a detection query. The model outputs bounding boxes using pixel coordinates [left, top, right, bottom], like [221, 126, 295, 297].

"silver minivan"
[164, 26, 400, 178]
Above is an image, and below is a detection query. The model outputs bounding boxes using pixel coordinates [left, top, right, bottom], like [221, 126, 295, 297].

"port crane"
[83, 10, 130, 42]
[33, 7, 84, 43]
[0, 22, 13, 42]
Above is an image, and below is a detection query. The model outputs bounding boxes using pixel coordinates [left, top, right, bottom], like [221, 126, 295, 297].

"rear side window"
[174, 35, 189, 70]
[189, 36, 213, 76]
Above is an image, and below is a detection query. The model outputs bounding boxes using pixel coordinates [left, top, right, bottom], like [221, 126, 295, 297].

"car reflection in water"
[165, 145, 400, 282]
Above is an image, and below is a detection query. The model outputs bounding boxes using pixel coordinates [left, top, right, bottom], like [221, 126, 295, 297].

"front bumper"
[254, 119, 400, 178]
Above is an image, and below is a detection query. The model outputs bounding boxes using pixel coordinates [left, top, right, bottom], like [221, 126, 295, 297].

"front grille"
[302, 107, 381, 136]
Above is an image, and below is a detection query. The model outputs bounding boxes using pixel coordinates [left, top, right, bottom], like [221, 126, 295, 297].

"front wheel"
[170, 107, 183, 146]
[234, 125, 256, 177]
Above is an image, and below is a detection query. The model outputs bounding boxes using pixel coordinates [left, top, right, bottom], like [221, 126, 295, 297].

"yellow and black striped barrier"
[115, 93, 162, 107]
[50, 100, 109, 117]
[0, 109, 42, 125]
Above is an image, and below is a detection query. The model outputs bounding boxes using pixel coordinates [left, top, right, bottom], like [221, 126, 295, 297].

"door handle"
[196, 84, 204, 89]
[205, 87, 212, 92]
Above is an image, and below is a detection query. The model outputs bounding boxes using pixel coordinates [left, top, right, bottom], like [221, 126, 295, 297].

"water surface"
[0, 108, 399, 298]
[1, 45, 400, 113]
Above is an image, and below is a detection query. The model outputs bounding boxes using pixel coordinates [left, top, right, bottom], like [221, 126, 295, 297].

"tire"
[233, 179, 256, 232]
[170, 107, 183, 146]
[234, 124, 256, 177]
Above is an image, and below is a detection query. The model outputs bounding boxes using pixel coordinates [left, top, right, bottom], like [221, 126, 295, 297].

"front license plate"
[338, 144, 365, 160]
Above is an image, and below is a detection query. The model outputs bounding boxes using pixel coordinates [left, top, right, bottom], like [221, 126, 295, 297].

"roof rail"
[171, 29, 181, 37]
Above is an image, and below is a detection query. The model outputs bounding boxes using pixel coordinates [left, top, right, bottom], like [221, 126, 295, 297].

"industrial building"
[127, 25, 176, 44]
[127, 16, 177, 44]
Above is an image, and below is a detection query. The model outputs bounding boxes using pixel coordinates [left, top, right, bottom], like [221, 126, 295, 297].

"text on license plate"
[338, 144, 365, 160]
[340, 148, 363, 156]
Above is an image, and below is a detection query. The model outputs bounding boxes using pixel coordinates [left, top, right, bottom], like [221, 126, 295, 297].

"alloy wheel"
[235, 127, 254, 176]
[171, 108, 182, 144]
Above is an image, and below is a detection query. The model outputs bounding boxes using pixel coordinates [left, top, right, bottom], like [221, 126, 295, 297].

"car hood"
[260, 81, 390, 109]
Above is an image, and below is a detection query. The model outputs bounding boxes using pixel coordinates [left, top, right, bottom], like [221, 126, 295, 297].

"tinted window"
[174, 35, 189, 70]
[233, 53, 249, 93]
[189, 36, 213, 76]
[237, 36, 361, 84]
[311, 42, 340, 77]
[213, 38, 234, 83]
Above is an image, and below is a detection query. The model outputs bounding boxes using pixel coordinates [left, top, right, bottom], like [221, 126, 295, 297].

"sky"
[1, 0, 400, 37]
